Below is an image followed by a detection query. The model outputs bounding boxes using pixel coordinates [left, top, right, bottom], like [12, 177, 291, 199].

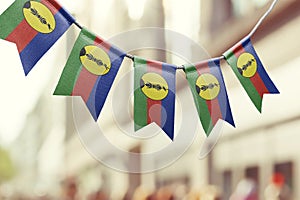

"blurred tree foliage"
[0, 147, 15, 183]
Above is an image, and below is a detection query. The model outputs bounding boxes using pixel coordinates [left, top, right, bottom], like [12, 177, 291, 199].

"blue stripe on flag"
[244, 40, 280, 94]
[161, 63, 176, 140]
[208, 60, 235, 126]
[86, 46, 125, 120]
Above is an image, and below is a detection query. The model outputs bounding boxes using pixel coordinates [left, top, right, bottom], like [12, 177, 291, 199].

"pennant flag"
[54, 28, 126, 120]
[134, 57, 176, 140]
[223, 37, 279, 112]
[0, 0, 75, 75]
[184, 59, 235, 136]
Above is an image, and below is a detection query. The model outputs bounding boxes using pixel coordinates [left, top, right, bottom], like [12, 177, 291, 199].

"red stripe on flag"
[196, 62, 223, 126]
[72, 38, 112, 103]
[196, 62, 210, 74]
[147, 60, 163, 73]
[207, 99, 222, 126]
[5, 20, 38, 53]
[94, 37, 104, 44]
[147, 60, 162, 126]
[72, 67, 98, 103]
[94, 37, 111, 50]
[250, 73, 269, 98]
[147, 99, 162, 127]
[232, 42, 245, 58]
[41, 0, 61, 14]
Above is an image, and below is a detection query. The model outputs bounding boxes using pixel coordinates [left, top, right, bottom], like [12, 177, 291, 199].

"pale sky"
[0, 40, 58, 146]
[0, 1, 66, 145]
[0, 0, 201, 146]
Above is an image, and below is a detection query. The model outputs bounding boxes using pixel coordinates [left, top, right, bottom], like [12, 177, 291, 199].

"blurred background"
[0, 0, 300, 199]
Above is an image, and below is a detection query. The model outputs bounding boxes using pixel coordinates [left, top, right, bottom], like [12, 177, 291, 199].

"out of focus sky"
[0, 33, 56, 146]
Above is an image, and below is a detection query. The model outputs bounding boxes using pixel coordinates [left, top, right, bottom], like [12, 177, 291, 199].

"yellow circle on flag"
[196, 73, 220, 100]
[140, 73, 169, 101]
[23, 1, 56, 34]
[237, 52, 257, 78]
[79, 45, 111, 76]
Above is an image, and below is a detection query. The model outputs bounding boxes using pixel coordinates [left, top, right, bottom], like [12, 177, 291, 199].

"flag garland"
[134, 56, 176, 140]
[184, 59, 235, 136]
[0, 0, 280, 140]
[54, 28, 126, 120]
[0, 0, 75, 75]
[223, 36, 280, 112]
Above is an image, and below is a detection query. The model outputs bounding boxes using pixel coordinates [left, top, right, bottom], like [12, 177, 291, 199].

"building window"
[222, 170, 232, 200]
[210, 0, 233, 34]
[245, 166, 259, 185]
[244, 166, 259, 200]
[231, 0, 271, 17]
[274, 161, 293, 189]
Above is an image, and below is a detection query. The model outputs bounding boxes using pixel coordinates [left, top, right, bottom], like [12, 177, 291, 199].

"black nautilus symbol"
[140, 79, 168, 91]
[23, 1, 53, 31]
[238, 58, 256, 75]
[196, 83, 219, 94]
[80, 47, 110, 70]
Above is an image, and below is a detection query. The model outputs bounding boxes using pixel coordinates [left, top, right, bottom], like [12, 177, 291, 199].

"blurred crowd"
[0, 178, 221, 200]
[0, 173, 292, 200]
[127, 184, 221, 200]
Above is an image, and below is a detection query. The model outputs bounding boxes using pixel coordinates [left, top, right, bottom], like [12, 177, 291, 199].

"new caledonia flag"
[54, 28, 126, 120]
[134, 57, 176, 140]
[223, 36, 279, 112]
[0, 0, 75, 75]
[184, 59, 235, 136]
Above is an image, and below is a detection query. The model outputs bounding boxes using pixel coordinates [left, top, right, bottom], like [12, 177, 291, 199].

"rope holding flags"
[0, 0, 280, 140]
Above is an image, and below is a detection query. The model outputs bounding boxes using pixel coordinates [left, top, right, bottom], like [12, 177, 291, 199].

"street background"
[0, 0, 299, 199]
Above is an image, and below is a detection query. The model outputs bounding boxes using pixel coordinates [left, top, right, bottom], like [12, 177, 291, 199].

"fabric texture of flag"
[0, 0, 75, 75]
[54, 28, 126, 120]
[223, 36, 279, 112]
[134, 56, 176, 140]
[184, 59, 235, 136]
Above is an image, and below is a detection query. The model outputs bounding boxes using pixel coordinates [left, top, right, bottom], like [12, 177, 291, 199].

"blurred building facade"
[61, 0, 208, 199]
[200, 0, 300, 199]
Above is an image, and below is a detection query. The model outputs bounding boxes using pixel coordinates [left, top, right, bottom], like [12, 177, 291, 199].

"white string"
[248, 0, 279, 37]
[185, 0, 279, 69]
[127, 0, 279, 68]
[220, 0, 279, 60]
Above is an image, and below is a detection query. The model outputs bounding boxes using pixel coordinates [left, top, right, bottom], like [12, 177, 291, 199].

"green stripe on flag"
[81, 28, 97, 42]
[0, 0, 41, 39]
[223, 50, 234, 60]
[225, 54, 262, 112]
[134, 57, 148, 131]
[185, 64, 213, 135]
[54, 30, 95, 95]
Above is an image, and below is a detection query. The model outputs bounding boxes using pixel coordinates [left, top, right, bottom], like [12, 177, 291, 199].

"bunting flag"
[134, 57, 176, 140]
[54, 28, 126, 120]
[0, 0, 75, 75]
[184, 59, 235, 136]
[223, 37, 279, 112]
